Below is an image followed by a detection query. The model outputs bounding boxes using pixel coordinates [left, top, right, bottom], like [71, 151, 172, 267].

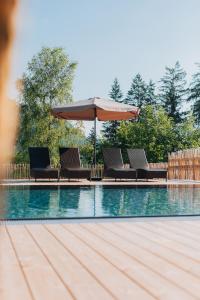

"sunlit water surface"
[0, 185, 200, 219]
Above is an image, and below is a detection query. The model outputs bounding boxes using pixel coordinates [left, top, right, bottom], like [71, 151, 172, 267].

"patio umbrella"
[52, 97, 140, 166]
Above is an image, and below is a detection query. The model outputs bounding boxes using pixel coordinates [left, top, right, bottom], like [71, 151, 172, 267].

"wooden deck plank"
[135, 222, 200, 259]
[2, 220, 200, 300]
[46, 224, 155, 300]
[104, 222, 200, 278]
[95, 222, 200, 299]
[0, 226, 33, 300]
[183, 221, 200, 229]
[154, 221, 200, 241]
[146, 221, 200, 249]
[7, 225, 73, 300]
[180, 221, 200, 232]
[120, 221, 200, 261]
[66, 223, 195, 300]
[26, 224, 114, 300]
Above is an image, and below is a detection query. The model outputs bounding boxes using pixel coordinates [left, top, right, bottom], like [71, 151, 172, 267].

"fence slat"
[168, 148, 200, 180]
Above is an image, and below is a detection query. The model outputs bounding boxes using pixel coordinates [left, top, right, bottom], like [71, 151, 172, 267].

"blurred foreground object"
[0, 0, 19, 178]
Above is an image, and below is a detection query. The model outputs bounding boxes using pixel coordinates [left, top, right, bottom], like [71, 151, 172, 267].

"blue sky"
[9, 0, 200, 134]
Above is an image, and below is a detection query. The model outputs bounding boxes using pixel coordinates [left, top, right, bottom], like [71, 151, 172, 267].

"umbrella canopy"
[52, 97, 140, 169]
[52, 97, 139, 121]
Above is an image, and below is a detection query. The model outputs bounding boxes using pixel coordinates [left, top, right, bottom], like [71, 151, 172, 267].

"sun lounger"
[127, 149, 167, 180]
[59, 147, 91, 180]
[103, 148, 136, 180]
[29, 147, 59, 181]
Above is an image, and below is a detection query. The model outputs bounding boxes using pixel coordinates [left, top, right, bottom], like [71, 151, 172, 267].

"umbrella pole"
[93, 116, 97, 168]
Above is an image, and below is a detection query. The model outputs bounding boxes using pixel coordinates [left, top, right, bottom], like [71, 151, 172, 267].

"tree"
[109, 78, 123, 103]
[125, 74, 147, 107]
[81, 126, 102, 164]
[145, 80, 157, 105]
[102, 78, 123, 145]
[117, 105, 175, 162]
[159, 61, 188, 123]
[174, 114, 200, 150]
[116, 105, 200, 162]
[188, 64, 200, 126]
[16, 47, 79, 164]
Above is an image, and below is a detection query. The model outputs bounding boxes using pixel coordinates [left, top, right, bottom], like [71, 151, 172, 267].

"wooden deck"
[1, 219, 200, 299]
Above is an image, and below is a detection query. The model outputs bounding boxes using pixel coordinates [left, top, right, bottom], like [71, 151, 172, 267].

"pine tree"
[125, 74, 147, 107]
[159, 61, 188, 123]
[109, 78, 123, 102]
[145, 80, 157, 105]
[103, 78, 123, 144]
[188, 64, 200, 126]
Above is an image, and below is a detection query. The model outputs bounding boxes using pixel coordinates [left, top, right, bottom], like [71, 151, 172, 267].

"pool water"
[1, 185, 200, 220]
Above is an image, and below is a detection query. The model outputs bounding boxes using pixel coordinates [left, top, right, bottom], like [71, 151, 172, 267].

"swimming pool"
[1, 185, 200, 220]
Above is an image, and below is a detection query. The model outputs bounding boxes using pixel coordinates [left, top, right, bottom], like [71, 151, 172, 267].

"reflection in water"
[100, 186, 200, 217]
[1, 185, 200, 219]
[101, 187, 159, 216]
[0, 186, 6, 217]
[59, 187, 80, 209]
[29, 186, 51, 210]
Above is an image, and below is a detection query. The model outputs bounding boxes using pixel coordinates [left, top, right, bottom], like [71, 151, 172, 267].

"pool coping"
[1, 179, 200, 186]
[2, 215, 200, 225]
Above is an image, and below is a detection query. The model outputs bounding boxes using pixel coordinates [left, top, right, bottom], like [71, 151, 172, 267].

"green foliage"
[174, 115, 200, 150]
[145, 80, 157, 105]
[80, 126, 102, 164]
[109, 78, 123, 102]
[116, 105, 200, 162]
[16, 47, 82, 165]
[189, 63, 200, 126]
[125, 74, 147, 107]
[159, 61, 188, 123]
[15, 49, 200, 165]
[102, 78, 123, 145]
[125, 74, 157, 108]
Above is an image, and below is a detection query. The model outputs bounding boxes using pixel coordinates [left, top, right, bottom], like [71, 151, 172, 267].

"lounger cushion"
[63, 168, 90, 172]
[30, 168, 59, 179]
[137, 168, 167, 179]
[104, 168, 137, 179]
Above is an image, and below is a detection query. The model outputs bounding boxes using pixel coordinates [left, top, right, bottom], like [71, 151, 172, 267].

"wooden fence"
[168, 148, 200, 181]
[2, 150, 200, 180]
[2, 162, 168, 180]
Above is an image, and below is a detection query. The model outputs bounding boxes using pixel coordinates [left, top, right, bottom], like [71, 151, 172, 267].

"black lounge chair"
[127, 149, 168, 180]
[102, 148, 136, 180]
[59, 147, 91, 180]
[29, 147, 59, 181]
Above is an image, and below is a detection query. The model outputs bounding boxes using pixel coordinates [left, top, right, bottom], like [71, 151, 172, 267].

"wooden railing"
[2, 164, 30, 179]
[2, 164, 105, 179]
[3, 152, 200, 181]
[149, 162, 168, 170]
[2, 162, 168, 180]
[168, 148, 200, 181]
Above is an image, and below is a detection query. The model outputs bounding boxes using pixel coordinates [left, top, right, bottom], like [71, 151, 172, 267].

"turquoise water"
[1, 185, 200, 219]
